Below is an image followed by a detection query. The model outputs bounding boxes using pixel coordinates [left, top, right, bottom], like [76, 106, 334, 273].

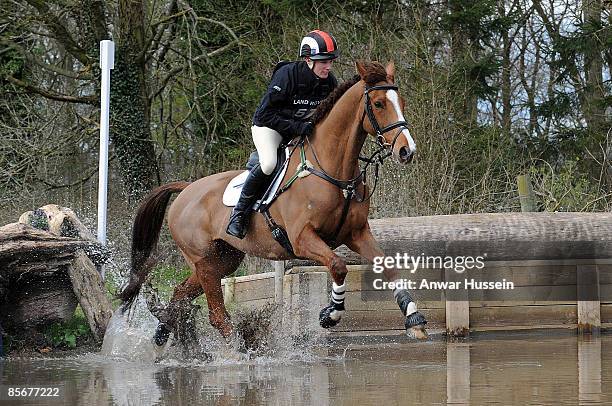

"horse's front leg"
[293, 225, 348, 329]
[346, 224, 428, 339]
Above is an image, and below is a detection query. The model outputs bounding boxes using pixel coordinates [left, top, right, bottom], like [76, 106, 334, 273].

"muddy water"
[1, 334, 611, 405]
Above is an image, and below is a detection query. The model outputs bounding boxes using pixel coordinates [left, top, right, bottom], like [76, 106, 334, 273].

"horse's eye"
[374, 101, 384, 109]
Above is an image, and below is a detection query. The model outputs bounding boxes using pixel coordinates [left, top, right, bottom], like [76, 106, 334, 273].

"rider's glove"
[298, 121, 314, 136]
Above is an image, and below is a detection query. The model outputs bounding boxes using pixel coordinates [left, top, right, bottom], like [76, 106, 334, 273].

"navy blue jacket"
[253, 61, 338, 139]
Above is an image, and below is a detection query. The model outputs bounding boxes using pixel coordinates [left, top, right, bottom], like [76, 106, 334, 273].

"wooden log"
[19, 204, 97, 241]
[67, 251, 113, 341]
[0, 266, 78, 329]
[0, 223, 107, 271]
[0, 209, 110, 338]
[287, 213, 612, 267]
[230, 214, 612, 337]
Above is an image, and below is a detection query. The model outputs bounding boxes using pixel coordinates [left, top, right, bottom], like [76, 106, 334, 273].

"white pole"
[98, 40, 114, 279]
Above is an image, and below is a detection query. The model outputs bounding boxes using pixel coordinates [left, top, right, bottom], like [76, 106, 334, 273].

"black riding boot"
[226, 164, 272, 239]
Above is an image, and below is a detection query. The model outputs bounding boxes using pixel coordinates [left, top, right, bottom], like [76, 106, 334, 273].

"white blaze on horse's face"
[386, 89, 417, 163]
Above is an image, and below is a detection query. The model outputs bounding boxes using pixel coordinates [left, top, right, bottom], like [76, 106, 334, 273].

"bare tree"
[0, 0, 242, 200]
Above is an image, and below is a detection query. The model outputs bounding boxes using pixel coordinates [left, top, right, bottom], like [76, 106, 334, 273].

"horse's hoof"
[407, 324, 428, 340]
[224, 329, 239, 346]
[319, 304, 343, 329]
[219, 321, 234, 341]
[153, 323, 172, 346]
[405, 311, 428, 340]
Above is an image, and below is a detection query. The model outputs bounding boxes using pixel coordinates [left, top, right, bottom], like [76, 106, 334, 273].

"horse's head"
[356, 61, 416, 164]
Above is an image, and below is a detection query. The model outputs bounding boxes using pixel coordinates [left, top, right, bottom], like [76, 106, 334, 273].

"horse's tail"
[117, 181, 191, 310]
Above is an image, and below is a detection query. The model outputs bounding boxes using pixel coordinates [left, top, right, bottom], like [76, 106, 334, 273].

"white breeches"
[252, 125, 283, 175]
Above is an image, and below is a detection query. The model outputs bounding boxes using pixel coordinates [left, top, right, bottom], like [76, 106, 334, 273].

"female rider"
[227, 30, 340, 238]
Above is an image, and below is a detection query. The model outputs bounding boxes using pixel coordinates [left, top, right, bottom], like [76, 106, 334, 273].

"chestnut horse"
[119, 61, 428, 345]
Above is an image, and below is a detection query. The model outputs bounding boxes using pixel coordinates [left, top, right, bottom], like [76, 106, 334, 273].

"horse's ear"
[356, 60, 367, 80]
[386, 61, 395, 83]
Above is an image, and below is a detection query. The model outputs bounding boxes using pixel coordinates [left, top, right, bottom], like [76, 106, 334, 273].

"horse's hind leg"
[194, 241, 245, 340]
[153, 250, 204, 346]
[154, 273, 203, 346]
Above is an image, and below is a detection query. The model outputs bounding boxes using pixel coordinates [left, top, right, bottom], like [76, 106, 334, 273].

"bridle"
[269, 81, 414, 247]
[362, 84, 410, 152]
[303, 82, 411, 196]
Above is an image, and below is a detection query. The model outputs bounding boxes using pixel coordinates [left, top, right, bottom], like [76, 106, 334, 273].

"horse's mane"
[312, 61, 388, 125]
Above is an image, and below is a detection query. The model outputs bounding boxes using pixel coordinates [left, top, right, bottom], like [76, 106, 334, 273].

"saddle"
[222, 147, 289, 210]
[222, 146, 296, 254]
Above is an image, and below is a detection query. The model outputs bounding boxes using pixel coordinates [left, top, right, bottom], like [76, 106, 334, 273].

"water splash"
[100, 296, 168, 362]
[101, 295, 327, 365]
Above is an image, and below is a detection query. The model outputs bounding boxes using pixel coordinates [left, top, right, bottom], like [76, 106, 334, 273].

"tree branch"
[149, 65, 184, 103]
[149, 5, 182, 67]
[0, 38, 93, 80]
[195, 16, 242, 45]
[151, 6, 189, 29]
[5, 75, 98, 105]
[206, 39, 240, 58]
[35, 164, 103, 191]
[143, 0, 178, 62]
[24, 0, 91, 66]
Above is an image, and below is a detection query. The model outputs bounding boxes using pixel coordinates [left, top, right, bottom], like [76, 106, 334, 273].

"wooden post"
[445, 267, 470, 337]
[447, 343, 470, 404]
[577, 264, 600, 334]
[274, 261, 284, 305]
[578, 336, 602, 404]
[517, 174, 536, 212]
[223, 277, 235, 306]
